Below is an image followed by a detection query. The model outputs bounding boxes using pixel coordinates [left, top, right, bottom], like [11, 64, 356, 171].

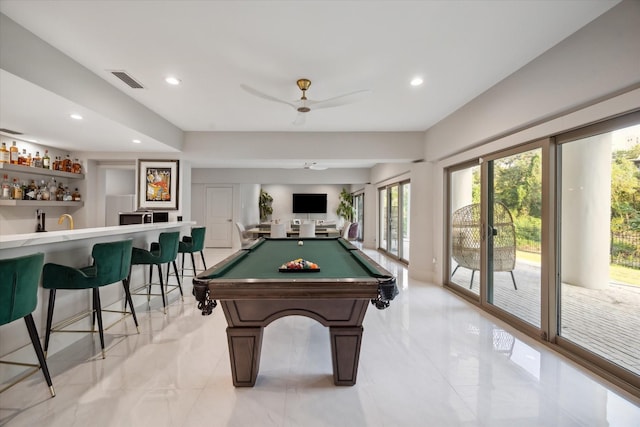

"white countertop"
[0, 221, 195, 250]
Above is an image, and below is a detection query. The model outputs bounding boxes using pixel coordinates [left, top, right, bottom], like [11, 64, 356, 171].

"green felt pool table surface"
[203, 237, 386, 280]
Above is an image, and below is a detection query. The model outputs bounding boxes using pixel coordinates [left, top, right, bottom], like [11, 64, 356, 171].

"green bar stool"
[130, 231, 182, 313]
[42, 240, 137, 359]
[0, 253, 55, 397]
[178, 227, 207, 281]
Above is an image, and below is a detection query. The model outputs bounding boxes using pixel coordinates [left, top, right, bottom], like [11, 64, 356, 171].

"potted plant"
[259, 189, 273, 222]
[336, 188, 354, 223]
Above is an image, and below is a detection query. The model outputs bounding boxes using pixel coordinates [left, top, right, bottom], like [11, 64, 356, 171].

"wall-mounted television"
[292, 193, 327, 213]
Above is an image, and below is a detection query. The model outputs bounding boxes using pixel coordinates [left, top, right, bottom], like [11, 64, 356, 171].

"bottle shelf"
[0, 162, 84, 179]
[0, 200, 83, 207]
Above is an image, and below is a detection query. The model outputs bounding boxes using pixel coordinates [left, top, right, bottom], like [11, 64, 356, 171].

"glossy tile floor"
[1, 247, 640, 426]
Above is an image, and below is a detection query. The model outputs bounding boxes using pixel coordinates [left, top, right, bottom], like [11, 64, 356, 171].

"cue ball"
[298, 240, 304, 246]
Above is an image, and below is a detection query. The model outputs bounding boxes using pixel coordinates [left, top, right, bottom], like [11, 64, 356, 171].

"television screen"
[292, 193, 327, 213]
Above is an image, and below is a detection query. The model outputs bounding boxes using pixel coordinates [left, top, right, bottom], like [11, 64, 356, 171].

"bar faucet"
[36, 209, 46, 232]
[58, 214, 74, 230]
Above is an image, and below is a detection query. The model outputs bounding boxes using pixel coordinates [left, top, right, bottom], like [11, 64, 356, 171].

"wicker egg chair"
[451, 201, 517, 289]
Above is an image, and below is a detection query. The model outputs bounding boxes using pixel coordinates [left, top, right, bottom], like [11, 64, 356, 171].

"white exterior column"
[561, 134, 611, 289]
[450, 167, 473, 212]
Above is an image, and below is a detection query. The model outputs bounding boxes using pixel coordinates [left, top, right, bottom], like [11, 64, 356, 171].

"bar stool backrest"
[0, 253, 44, 325]
[91, 240, 133, 286]
[189, 227, 206, 252]
[155, 232, 180, 263]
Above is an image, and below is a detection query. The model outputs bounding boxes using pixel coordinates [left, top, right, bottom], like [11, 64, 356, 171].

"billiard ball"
[298, 240, 304, 246]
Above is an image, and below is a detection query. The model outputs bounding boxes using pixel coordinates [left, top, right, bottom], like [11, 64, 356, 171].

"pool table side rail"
[199, 278, 381, 300]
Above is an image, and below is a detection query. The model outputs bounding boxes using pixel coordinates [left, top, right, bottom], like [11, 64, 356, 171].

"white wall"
[239, 183, 260, 227]
[184, 131, 424, 168]
[192, 167, 370, 185]
[105, 168, 135, 194]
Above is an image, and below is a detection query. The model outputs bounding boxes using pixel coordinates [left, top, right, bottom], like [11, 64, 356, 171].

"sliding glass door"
[378, 181, 410, 261]
[379, 188, 387, 251]
[485, 144, 543, 328]
[353, 193, 364, 241]
[448, 162, 481, 294]
[557, 119, 640, 378]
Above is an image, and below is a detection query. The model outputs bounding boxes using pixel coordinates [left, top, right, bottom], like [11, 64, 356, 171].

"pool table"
[193, 237, 397, 387]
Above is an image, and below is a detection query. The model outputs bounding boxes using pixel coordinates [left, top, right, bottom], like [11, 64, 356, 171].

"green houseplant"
[259, 189, 273, 222]
[336, 188, 354, 222]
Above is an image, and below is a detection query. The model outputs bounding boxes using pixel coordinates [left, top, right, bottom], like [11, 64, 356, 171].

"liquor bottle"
[39, 180, 50, 201]
[32, 151, 42, 168]
[9, 141, 19, 164]
[1, 174, 11, 199]
[0, 143, 9, 164]
[12, 178, 23, 200]
[72, 188, 82, 201]
[21, 181, 28, 200]
[63, 186, 72, 201]
[72, 158, 82, 174]
[62, 155, 72, 172]
[18, 149, 26, 165]
[56, 181, 64, 201]
[48, 178, 57, 197]
[25, 180, 37, 200]
[26, 152, 32, 167]
[43, 150, 51, 169]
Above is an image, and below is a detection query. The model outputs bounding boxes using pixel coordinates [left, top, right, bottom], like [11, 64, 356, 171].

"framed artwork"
[138, 159, 179, 210]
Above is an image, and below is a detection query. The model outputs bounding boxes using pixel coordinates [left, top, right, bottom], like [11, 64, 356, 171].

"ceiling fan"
[303, 161, 327, 170]
[240, 79, 371, 124]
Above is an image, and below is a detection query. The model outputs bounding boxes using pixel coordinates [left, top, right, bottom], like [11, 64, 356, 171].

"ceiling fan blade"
[308, 89, 372, 110]
[240, 84, 297, 109]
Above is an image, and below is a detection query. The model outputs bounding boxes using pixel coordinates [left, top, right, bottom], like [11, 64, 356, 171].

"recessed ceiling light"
[70, 113, 83, 120]
[132, 139, 141, 144]
[410, 77, 424, 87]
[165, 76, 181, 85]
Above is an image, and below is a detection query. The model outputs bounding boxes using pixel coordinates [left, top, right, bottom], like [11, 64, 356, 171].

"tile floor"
[1, 247, 639, 427]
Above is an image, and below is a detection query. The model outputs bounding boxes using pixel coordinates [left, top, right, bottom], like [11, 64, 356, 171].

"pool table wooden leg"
[330, 326, 364, 386]
[226, 326, 263, 387]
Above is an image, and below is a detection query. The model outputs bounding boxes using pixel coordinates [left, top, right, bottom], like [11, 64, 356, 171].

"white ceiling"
[0, 0, 620, 168]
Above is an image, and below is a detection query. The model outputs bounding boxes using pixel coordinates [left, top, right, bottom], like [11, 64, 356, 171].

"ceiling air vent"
[0, 128, 23, 135]
[110, 71, 144, 89]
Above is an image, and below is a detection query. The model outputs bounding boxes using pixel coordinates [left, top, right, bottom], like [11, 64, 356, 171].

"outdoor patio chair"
[451, 201, 517, 289]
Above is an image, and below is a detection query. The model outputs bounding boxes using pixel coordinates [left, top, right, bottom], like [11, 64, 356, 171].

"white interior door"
[205, 186, 233, 247]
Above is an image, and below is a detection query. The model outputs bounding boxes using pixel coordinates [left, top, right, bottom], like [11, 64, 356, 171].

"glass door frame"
[445, 160, 482, 300]
[479, 138, 553, 339]
[445, 140, 553, 338]
[553, 110, 640, 391]
[378, 180, 410, 262]
[353, 192, 364, 241]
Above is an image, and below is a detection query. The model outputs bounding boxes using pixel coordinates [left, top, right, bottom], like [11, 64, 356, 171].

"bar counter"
[0, 221, 195, 357]
[0, 222, 193, 252]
